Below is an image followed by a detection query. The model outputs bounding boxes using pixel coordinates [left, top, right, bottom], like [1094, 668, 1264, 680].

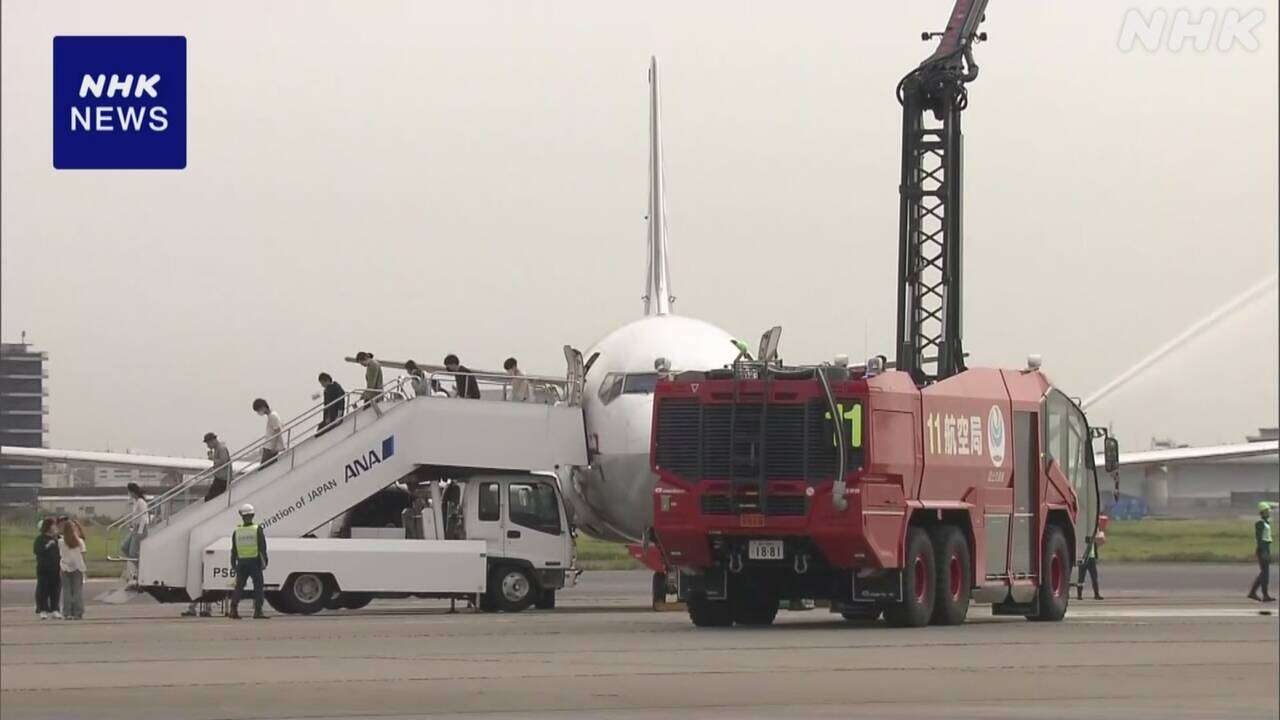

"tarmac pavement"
[1, 566, 1276, 720]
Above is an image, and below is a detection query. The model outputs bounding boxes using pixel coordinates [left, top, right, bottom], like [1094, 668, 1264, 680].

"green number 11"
[826, 403, 862, 449]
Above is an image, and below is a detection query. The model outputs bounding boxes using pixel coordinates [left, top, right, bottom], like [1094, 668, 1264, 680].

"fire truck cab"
[649, 359, 1109, 627]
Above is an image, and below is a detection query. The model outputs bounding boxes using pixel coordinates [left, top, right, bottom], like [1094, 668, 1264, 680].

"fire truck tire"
[1029, 525, 1070, 622]
[884, 527, 936, 628]
[930, 525, 971, 626]
[489, 565, 536, 613]
[687, 592, 733, 627]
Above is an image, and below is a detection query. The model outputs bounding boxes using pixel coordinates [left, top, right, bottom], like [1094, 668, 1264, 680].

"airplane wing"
[0, 445, 252, 474]
[1097, 440, 1278, 469]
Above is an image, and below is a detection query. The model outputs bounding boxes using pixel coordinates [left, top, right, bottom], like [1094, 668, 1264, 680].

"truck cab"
[202, 472, 576, 615]
[445, 473, 576, 610]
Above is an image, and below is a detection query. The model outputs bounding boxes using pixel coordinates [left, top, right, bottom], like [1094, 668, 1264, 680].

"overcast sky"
[3, 0, 1277, 457]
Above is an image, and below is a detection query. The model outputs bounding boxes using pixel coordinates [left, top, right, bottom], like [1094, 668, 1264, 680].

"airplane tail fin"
[643, 56, 673, 316]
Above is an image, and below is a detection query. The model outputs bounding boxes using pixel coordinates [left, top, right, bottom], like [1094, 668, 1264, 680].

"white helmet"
[238, 503, 255, 516]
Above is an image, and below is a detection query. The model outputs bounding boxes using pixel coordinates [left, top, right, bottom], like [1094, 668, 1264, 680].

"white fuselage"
[561, 314, 738, 543]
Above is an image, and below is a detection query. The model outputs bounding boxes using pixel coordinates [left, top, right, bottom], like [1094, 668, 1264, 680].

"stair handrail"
[425, 369, 570, 403]
[103, 375, 418, 560]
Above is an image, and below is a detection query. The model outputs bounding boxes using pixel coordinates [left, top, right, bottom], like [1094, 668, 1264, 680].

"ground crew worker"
[1076, 529, 1103, 601]
[1247, 502, 1274, 602]
[229, 503, 269, 619]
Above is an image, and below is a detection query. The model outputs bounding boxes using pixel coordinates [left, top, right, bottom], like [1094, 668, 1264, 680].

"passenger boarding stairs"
[113, 362, 588, 601]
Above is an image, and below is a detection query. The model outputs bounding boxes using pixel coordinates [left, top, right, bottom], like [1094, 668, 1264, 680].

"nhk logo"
[53, 36, 186, 169]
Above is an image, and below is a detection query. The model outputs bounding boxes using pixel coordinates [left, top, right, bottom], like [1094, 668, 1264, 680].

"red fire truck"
[648, 0, 1119, 628]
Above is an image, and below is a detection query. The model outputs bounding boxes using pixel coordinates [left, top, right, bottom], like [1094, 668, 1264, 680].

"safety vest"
[234, 523, 260, 560]
[1262, 519, 1273, 545]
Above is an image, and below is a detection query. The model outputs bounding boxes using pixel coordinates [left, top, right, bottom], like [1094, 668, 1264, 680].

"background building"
[0, 340, 47, 505]
[1104, 427, 1279, 518]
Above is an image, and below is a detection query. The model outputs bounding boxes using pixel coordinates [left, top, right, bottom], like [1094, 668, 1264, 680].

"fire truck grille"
[765, 495, 807, 516]
[700, 495, 732, 514]
[698, 494, 807, 516]
[655, 398, 839, 484]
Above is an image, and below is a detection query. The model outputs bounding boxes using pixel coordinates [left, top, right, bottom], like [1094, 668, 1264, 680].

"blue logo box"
[53, 36, 186, 169]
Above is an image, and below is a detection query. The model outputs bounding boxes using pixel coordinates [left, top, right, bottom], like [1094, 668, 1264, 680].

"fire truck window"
[478, 482, 500, 522]
[508, 482, 562, 535]
[622, 373, 660, 395]
[1065, 403, 1089, 493]
[598, 373, 624, 405]
[1044, 389, 1087, 491]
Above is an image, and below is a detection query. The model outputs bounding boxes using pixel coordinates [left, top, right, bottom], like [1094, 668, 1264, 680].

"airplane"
[3, 57, 1275, 571]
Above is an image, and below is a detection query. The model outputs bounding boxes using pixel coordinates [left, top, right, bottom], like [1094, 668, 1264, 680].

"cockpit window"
[622, 373, 659, 395]
[598, 373, 624, 405]
[599, 372, 660, 405]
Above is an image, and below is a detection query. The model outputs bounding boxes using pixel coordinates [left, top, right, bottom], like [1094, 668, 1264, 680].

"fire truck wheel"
[1030, 525, 1070, 622]
[489, 565, 536, 613]
[930, 525, 971, 626]
[884, 527, 936, 628]
[687, 592, 733, 627]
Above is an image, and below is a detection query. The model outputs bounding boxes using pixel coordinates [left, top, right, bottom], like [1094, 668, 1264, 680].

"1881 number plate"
[748, 540, 784, 561]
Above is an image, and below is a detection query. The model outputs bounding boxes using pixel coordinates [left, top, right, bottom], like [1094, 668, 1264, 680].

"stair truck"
[648, 0, 1120, 627]
[120, 357, 590, 615]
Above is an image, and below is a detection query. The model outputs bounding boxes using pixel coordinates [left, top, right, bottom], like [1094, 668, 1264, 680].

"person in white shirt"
[58, 518, 87, 620]
[122, 482, 148, 590]
[504, 357, 531, 402]
[252, 398, 285, 467]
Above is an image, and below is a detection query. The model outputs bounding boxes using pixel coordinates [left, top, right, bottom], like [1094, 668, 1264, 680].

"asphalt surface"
[1, 566, 1277, 720]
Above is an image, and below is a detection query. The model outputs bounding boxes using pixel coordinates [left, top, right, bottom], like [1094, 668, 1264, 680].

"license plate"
[748, 540, 784, 561]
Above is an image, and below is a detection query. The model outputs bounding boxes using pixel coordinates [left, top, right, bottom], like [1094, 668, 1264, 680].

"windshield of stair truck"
[509, 482, 561, 535]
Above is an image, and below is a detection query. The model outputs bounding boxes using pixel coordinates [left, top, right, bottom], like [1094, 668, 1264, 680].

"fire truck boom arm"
[894, 0, 989, 386]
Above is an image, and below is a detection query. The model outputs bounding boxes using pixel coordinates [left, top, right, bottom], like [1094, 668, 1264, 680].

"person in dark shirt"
[1248, 502, 1274, 602]
[33, 517, 61, 619]
[317, 372, 346, 435]
[1076, 530, 1103, 600]
[443, 354, 481, 399]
